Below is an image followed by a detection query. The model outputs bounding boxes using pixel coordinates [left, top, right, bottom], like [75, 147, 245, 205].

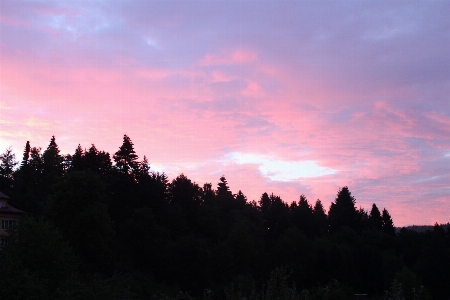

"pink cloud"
[199, 49, 258, 66]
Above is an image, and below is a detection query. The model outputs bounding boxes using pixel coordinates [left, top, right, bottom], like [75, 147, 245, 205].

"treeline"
[0, 135, 449, 299]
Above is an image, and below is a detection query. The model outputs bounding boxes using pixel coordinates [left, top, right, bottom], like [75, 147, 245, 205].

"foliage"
[1, 136, 449, 299]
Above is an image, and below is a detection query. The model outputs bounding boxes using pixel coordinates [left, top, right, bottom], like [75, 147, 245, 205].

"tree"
[201, 183, 215, 203]
[168, 173, 202, 208]
[382, 208, 395, 235]
[113, 134, 139, 175]
[216, 175, 232, 196]
[291, 195, 314, 237]
[12, 145, 45, 216]
[0, 217, 77, 299]
[45, 171, 115, 274]
[0, 147, 17, 190]
[259, 193, 289, 237]
[42, 136, 64, 179]
[369, 203, 383, 231]
[259, 192, 271, 215]
[85, 144, 112, 176]
[134, 155, 151, 183]
[313, 199, 328, 236]
[70, 144, 84, 171]
[21, 141, 31, 168]
[235, 190, 247, 206]
[328, 186, 358, 232]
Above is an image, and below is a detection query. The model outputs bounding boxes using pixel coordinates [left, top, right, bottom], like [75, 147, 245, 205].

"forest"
[0, 135, 449, 300]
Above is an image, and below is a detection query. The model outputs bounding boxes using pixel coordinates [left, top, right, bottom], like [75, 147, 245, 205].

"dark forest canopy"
[0, 135, 449, 300]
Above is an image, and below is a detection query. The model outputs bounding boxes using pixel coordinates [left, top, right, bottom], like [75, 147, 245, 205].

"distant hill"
[396, 223, 450, 233]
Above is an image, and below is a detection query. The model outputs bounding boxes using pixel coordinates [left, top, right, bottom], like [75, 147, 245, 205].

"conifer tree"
[328, 186, 358, 232]
[259, 192, 271, 214]
[70, 144, 84, 171]
[382, 208, 395, 235]
[113, 134, 139, 174]
[14, 141, 31, 192]
[291, 194, 314, 236]
[235, 190, 247, 206]
[313, 199, 328, 236]
[42, 136, 64, 180]
[369, 203, 383, 230]
[0, 147, 17, 190]
[216, 176, 232, 196]
[21, 141, 31, 169]
[201, 183, 215, 203]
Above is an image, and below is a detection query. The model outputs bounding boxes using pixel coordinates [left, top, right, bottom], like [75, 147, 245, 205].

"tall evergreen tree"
[235, 190, 247, 206]
[369, 203, 383, 230]
[201, 183, 215, 203]
[313, 199, 328, 236]
[134, 155, 151, 183]
[21, 141, 31, 169]
[113, 134, 139, 175]
[216, 176, 232, 196]
[42, 135, 64, 182]
[0, 147, 17, 191]
[328, 186, 358, 232]
[291, 195, 314, 236]
[382, 208, 395, 235]
[259, 192, 271, 215]
[70, 144, 84, 171]
[85, 144, 112, 176]
[14, 141, 32, 193]
[169, 173, 201, 208]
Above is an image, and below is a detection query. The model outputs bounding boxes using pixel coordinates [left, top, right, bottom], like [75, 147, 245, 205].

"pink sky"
[1, 1, 449, 226]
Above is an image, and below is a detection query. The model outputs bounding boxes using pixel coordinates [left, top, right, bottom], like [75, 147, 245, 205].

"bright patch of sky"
[228, 152, 336, 181]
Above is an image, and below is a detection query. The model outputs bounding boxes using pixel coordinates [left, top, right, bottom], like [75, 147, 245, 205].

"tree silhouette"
[235, 190, 247, 207]
[21, 141, 31, 169]
[85, 144, 112, 176]
[46, 171, 115, 274]
[42, 136, 64, 179]
[290, 195, 314, 237]
[113, 134, 139, 175]
[369, 203, 383, 230]
[313, 199, 328, 236]
[328, 186, 358, 232]
[201, 182, 215, 204]
[69, 144, 84, 172]
[382, 208, 395, 235]
[0, 147, 17, 191]
[216, 175, 232, 196]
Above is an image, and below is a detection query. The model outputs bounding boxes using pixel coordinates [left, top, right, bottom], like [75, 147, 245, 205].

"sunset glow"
[1, 1, 449, 226]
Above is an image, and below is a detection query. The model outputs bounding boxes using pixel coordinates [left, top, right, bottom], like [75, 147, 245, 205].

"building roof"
[0, 191, 10, 199]
[0, 205, 25, 214]
[0, 191, 25, 214]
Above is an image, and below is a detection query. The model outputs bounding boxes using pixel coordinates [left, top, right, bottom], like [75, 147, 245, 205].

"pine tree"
[70, 144, 84, 171]
[291, 194, 314, 236]
[235, 190, 247, 206]
[328, 186, 358, 232]
[313, 199, 328, 236]
[369, 203, 383, 230]
[216, 176, 232, 196]
[259, 192, 271, 214]
[0, 147, 17, 190]
[113, 134, 139, 174]
[201, 183, 215, 203]
[14, 141, 32, 192]
[42, 136, 64, 180]
[382, 208, 395, 235]
[21, 141, 31, 169]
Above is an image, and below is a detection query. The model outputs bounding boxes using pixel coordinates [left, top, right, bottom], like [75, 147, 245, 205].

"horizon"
[1, 1, 449, 227]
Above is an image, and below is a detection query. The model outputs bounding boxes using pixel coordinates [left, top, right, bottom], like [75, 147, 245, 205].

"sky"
[1, 1, 449, 226]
